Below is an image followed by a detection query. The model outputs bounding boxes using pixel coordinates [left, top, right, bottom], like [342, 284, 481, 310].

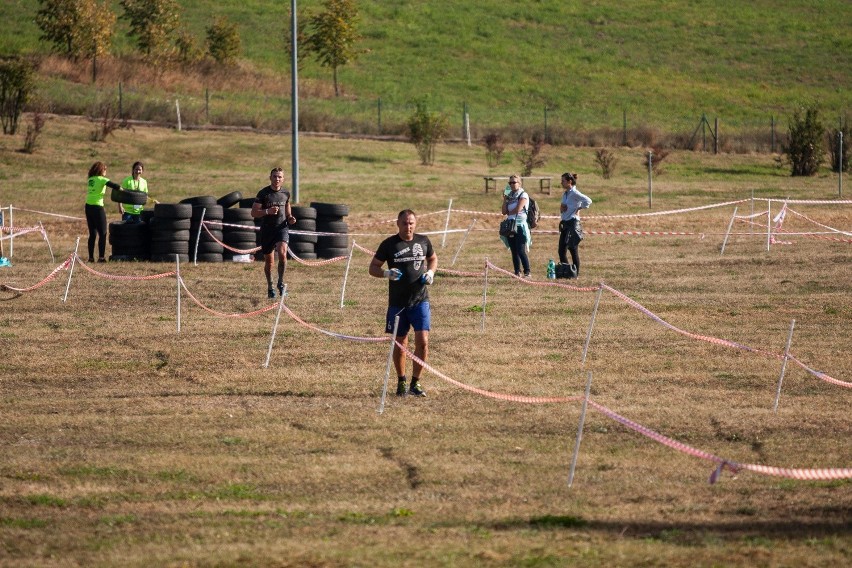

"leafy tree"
[306, 0, 361, 97]
[78, 1, 116, 82]
[175, 27, 202, 64]
[206, 16, 241, 65]
[36, 0, 80, 56]
[119, 0, 180, 58]
[407, 100, 449, 166]
[783, 103, 825, 176]
[0, 57, 36, 135]
[36, 0, 115, 79]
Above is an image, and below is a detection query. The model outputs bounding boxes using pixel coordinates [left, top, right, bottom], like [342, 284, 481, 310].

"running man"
[251, 167, 296, 298]
[369, 209, 438, 397]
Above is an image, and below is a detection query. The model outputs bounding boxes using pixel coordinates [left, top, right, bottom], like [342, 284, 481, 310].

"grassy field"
[1, 1, 849, 137]
[0, 116, 850, 565]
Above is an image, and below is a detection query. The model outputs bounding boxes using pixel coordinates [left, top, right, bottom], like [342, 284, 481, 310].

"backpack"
[526, 195, 540, 229]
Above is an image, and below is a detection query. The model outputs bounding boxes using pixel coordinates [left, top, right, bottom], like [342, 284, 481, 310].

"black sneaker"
[267, 288, 275, 299]
[276, 281, 284, 297]
[396, 378, 407, 397]
[408, 380, 426, 397]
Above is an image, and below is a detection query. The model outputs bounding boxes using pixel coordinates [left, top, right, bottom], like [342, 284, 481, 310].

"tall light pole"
[291, 0, 300, 204]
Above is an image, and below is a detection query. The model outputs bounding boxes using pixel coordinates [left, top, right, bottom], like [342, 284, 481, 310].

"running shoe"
[408, 381, 426, 397]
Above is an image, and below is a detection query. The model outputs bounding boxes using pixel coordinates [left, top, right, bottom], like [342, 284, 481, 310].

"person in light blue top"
[558, 172, 592, 277]
[500, 174, 532, 277]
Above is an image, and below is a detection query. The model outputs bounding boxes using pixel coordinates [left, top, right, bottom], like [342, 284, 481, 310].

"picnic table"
[483, 176, 552, 195]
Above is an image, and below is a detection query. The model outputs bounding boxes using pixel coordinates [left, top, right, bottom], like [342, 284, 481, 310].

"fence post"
[647, 151, 653, 209]
[770, 115, 776, 153]
[839, 130, 844, 198]
[175, 99, 182, 131]
[714, 117, 719, 154]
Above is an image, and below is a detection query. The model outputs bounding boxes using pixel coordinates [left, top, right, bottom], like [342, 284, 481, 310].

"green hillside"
[1, 0, 850, 136]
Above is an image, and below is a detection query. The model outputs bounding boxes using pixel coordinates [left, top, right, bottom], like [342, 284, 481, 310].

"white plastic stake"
[264, 284, 288, 369]
[175, 99, 181, 131]
[193, 208, 206, 265]
[339, 239, 356, 308]
[581, 285, 604, 366]
[773, 319, 796, 413]
[720, 206, 738, 255]
[175, 255, 181, 333]
[441, 199, 453, 248]
[766, 200, 772, 252]
[378, 314, 401, 415]
[451, 218, 476, 266]
[62, 238, 80, 303]
[8, 204, 12, 257]
[568, 371, 593, 488]
[39, 221, 55, 263]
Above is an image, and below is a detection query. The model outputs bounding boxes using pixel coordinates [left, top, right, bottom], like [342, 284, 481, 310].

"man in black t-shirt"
[369, 209, 438, 397]
[251, 168, 296, 298]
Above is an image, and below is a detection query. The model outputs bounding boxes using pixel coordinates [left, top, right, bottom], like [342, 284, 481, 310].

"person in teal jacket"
[85, 161, 121, 262]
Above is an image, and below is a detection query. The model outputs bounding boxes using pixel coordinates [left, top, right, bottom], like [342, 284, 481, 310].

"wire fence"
[58, 82, 849, 154]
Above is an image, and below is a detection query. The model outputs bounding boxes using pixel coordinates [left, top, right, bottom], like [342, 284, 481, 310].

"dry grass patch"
[0, 116, 849, 566]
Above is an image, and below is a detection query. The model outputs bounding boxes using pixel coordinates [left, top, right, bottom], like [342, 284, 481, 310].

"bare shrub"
[21, 111, 46, 153]
[642, 145, 670, 175]
[632, 124, 660, 148]
[89, 102, 128, 141]
[594, 148, 618, 179]
[483, 132, 504, 167]
[516, 132, 546, 176]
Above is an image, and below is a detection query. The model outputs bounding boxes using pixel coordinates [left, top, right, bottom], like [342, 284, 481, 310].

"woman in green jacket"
[85, 161, 121, 262]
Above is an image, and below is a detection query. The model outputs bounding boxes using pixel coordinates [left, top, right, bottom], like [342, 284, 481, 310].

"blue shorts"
[386, 302, 431, 336]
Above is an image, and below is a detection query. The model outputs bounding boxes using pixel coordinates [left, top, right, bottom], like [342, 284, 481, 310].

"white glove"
[420, 269, 434, 285]
[384, 268, 403, 281]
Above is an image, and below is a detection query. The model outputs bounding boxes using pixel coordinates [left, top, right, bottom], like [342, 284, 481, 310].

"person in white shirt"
[558, 172, 592, 278]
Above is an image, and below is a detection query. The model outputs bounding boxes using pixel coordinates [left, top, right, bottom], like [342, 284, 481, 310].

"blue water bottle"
[547, 259, 556, 279]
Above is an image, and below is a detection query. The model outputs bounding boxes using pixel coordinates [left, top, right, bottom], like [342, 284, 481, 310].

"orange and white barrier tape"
[0, 255, 71, 293]
[179, 277, 279, 318]
[394, 340, 852, 482]
[6, 206, 85, 221]
[282, 302, 389, 342]
[74, 255, 176, 280]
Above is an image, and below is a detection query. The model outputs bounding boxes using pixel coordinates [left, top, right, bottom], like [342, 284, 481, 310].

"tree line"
[34, 0, 361, 87]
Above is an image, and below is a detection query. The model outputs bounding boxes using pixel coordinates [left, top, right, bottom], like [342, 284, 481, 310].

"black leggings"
[558, 219, 581, 272]
[85, 204, 107, 260]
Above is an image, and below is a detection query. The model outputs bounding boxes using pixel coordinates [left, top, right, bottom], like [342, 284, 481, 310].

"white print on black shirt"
[393, 245, 426, 270]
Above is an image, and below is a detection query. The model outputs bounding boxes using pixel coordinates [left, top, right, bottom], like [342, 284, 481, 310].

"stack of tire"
[179, 196, 224, 263]
[223, 205, 257, 261]
[288, 205, 318, 260]
[108, 220, 150, 261]
[311, 202, 350, 259]
[149, 203, 192, 262]
[108, 186, 150, 261]
[238, 197, 264, 261]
